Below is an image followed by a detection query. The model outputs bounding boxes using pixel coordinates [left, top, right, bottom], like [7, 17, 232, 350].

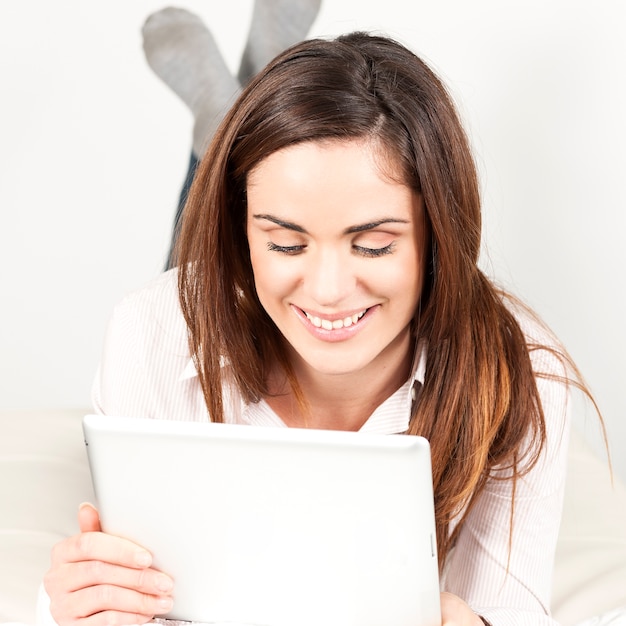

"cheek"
[387, 266, 424, 320]
[249, 248, 272, 298]
[370, 253, 424, 303]
[249, 246, 299, 301]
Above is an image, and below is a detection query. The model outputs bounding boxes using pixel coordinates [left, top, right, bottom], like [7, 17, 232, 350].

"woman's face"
[246, 139, 427, 381]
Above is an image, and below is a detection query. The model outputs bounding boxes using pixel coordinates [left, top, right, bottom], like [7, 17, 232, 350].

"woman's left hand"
[440, 591, 485, 625]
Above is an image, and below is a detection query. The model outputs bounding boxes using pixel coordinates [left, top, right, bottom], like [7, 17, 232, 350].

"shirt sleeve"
[442, 339, 572, 625]
[91, 271, 206, 421]
[36, 582, 57, 626]
[91, 288, 151, 416]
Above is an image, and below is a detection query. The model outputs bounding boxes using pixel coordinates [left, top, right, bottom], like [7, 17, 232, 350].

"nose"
[305, 245, 356, 307]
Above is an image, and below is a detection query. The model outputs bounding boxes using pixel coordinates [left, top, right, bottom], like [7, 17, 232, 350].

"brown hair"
[176, 32, 585, 566]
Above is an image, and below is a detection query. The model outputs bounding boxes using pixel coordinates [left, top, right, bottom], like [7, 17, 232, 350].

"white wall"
[1, 1, 624, 478]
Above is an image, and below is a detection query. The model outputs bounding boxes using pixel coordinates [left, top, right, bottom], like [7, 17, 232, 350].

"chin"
[295, 346, 381, 378]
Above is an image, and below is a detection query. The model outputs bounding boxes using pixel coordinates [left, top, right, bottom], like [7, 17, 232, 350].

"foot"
[142, 7, 241, 157]
[238, 0, 322, 85]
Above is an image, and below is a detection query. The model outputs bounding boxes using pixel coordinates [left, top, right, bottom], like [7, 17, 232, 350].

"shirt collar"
[178, 341, 427, 434]
[400, 339, 428, 414]
[180, 358, 198, 381]
[358, 340, 426, 435]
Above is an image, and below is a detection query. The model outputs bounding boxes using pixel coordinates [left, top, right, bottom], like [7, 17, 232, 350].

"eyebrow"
[253, 214, 306, 233]
[252, 214, 410, 234]
[345, 219, 410, 234]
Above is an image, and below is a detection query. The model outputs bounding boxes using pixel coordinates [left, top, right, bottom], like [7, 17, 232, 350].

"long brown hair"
[176, 32, 584, 566]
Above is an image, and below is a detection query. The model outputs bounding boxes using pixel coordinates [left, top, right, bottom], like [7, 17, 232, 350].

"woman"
[43, 32, 584, 625]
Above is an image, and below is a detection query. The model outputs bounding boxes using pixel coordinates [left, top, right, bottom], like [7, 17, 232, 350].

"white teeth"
[304, 309, 367, 330]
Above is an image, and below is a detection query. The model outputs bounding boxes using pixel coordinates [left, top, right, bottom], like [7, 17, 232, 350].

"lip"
[292, 305, 377, 342]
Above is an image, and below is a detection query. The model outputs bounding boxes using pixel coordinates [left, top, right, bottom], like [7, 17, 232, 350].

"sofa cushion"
[0, 409, 94, 624]
[1, 410, 625, 625]
[552, 430, 626, 625]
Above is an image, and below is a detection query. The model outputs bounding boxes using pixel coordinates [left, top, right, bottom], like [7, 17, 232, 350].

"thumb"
[78, 502, 102, 533]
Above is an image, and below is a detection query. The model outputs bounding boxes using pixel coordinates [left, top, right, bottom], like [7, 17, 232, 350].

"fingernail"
[135, 550, 152, 567]
[157, 596, 174, 611]
[156, 574, 173, 592]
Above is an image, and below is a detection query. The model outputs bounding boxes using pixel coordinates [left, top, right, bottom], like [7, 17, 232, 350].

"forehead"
[246, 139, 420, 229]
[247, 138, 407, 189]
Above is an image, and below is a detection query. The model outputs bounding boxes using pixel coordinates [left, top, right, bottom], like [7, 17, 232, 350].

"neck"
[266, 342, 414, 431]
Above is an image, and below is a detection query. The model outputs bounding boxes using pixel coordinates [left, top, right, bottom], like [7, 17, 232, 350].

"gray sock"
[238, 0, 322, 85]
[142, 7, 241, 157]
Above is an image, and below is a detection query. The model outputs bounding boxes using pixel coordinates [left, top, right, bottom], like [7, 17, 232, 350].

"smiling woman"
[169, 32, 587, 625]
[245, 140, 425, 431]
[41, 31, 609, 626]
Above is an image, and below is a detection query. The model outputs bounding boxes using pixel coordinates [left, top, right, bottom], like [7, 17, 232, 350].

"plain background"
[1, 1, 624, 479]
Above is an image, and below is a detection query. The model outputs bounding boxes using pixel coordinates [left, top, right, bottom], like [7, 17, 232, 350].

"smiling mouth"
[303, 309, 367, 330]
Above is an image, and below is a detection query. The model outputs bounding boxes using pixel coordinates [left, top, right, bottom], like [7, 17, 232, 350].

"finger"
[49, 560, 173, 596]
[67, 583, 174, 619]
[78, 502, 102, 533]
[440, 591, 484, 625]
[67, 610, 154, 626]
[50, 531, 152, 570]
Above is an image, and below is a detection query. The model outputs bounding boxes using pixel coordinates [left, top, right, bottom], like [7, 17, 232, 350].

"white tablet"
[83, 414, 441, 626]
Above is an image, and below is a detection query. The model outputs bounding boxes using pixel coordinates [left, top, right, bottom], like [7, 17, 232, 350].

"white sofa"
[1, 409, 625, 625]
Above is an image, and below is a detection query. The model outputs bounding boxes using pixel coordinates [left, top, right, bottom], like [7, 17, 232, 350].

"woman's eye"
[267, 242, 306, 255]
[352, 232, 396, 258]
[353, 242, 395, 257]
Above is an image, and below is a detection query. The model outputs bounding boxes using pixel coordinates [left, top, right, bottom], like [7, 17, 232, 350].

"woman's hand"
[44, 503, 175, 626]
[440, 591, 486, 625]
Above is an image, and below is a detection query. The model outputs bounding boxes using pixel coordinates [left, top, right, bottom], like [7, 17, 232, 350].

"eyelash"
[266, 242, 395, 257]
[353, 243, 395, 257]
[267, 242, 305, 255]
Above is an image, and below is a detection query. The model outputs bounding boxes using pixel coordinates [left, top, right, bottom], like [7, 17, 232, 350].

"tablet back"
[83, 414, 441, 626]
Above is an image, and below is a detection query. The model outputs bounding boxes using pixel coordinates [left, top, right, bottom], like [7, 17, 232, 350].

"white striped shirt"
[57, 269, 574, 625]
